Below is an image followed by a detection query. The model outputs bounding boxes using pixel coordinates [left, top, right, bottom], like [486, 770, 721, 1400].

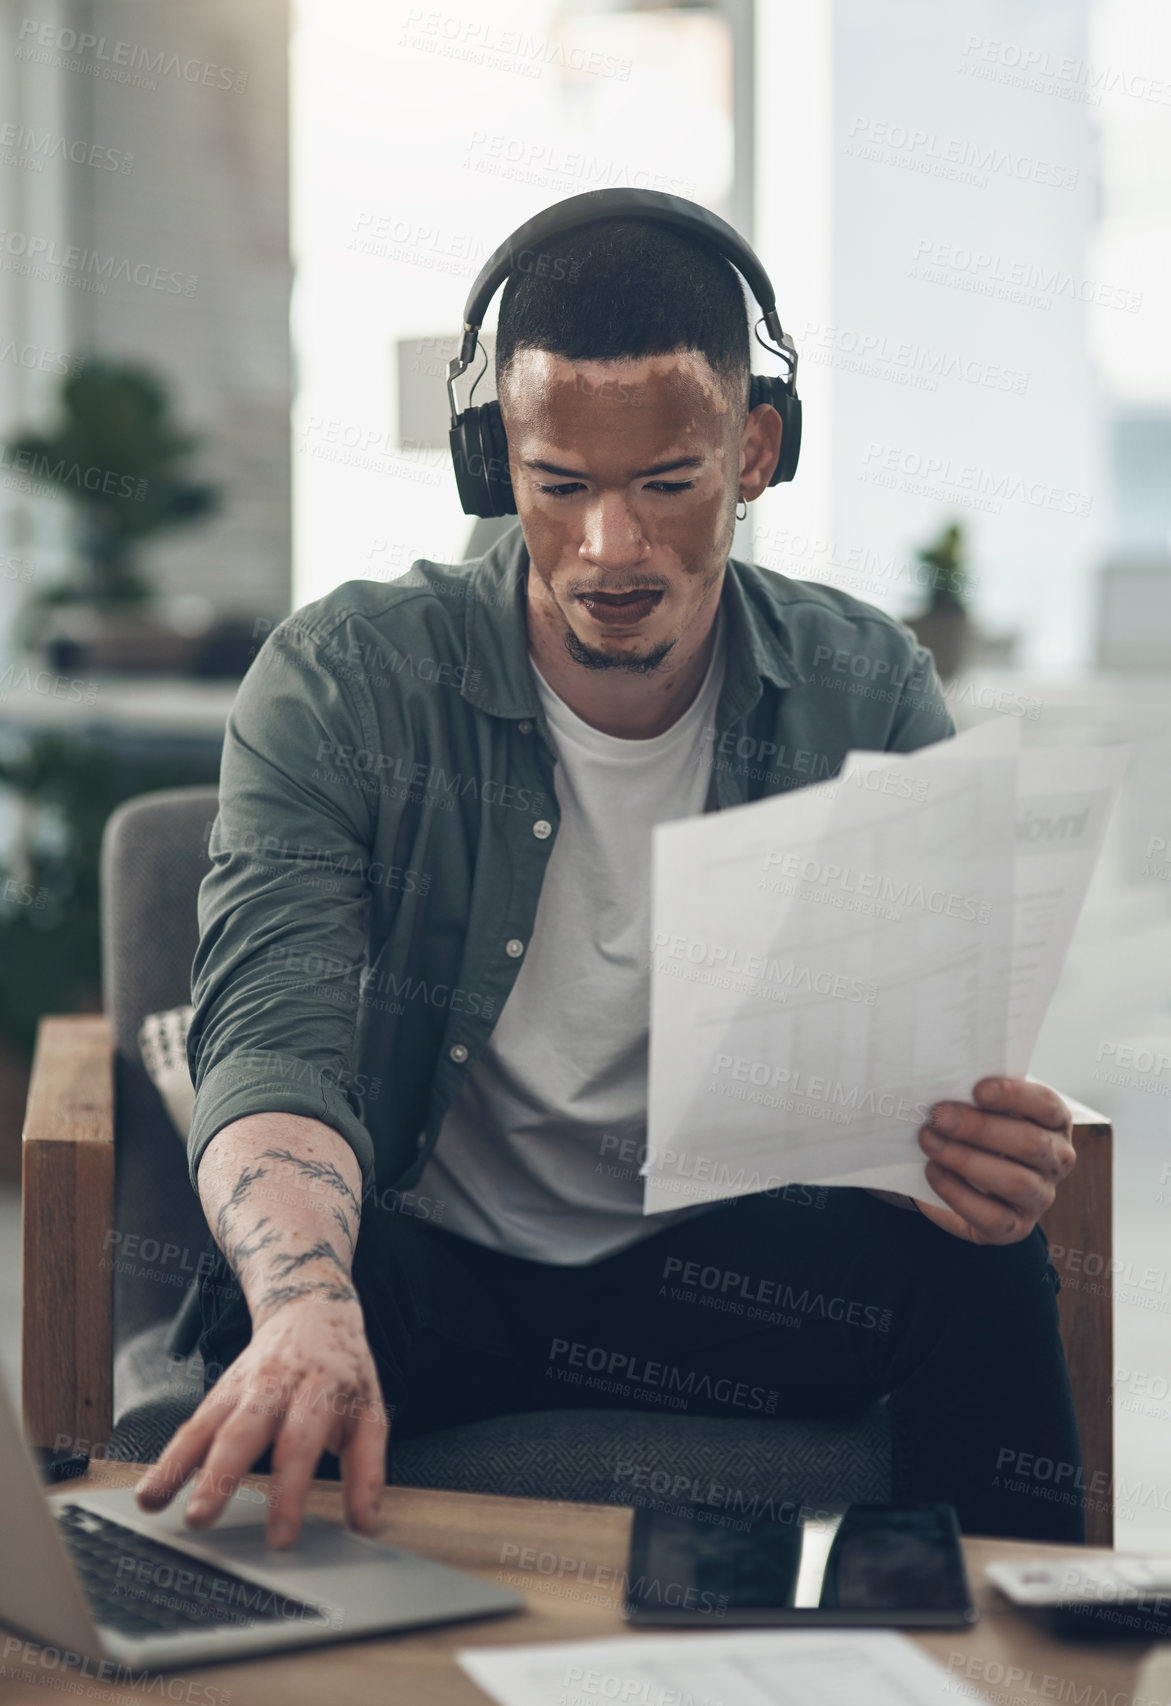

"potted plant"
[904, 519, 973, 683]
[6, 358, 221, 670]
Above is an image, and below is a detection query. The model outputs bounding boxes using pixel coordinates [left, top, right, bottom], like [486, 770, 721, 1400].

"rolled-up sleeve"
[885, 634, 955, 753]
[185, 621, 381, 1196]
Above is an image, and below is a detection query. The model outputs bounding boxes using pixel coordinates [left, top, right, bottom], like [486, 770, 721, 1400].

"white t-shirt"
[415, 607, 728, 1263]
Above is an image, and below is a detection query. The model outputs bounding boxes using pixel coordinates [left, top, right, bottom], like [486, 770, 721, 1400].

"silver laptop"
[0, 1372, 523, 1669]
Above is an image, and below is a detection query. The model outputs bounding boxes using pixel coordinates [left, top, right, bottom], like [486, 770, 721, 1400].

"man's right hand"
[134, 1295, 390, 1548]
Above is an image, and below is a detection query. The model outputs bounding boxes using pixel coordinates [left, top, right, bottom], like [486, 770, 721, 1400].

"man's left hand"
[914, 1077, 1076, 1245]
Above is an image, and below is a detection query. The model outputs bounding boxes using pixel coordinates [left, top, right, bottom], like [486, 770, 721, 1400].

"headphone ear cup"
[448, 400, 516, 517]
[481, 398, 516, 516]
[449, 413, 492, 516]
[748, 375, 801, 485]
[775, 395, 801, 485]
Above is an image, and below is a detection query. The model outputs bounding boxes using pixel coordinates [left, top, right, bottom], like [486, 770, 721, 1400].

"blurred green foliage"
[914, 520, 970, 615]
[0, 733, 219, 1059]
[6, 358, 221, 648]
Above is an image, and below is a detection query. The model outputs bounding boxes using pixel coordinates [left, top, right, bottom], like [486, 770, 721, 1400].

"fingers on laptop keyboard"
[136, 1384, 248, 1514]
[264, 1386, 354, 1547]
[183, 1388, 288, 1528]
[340, 1407, 389, 1536]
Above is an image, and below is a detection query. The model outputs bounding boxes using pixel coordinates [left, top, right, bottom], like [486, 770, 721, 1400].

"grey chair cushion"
[113, 1320, 203, 1423]
[386, 1404, 893, 1509]
[107, 1394, 203, 1467]
[106, 1389, 892, 1509]
[101, 788, 220, 1355]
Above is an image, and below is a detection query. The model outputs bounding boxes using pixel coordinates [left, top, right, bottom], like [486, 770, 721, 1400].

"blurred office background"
[1, 0, 1170, 1538]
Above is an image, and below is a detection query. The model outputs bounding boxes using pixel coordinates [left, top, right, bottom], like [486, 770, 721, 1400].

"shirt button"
[533, 819, 552, 839]
[415, 1129, 427, 1150]
[518, 719, 533, 734]
[505, 938, 524, 957]
[449, 1043, 469, 1063]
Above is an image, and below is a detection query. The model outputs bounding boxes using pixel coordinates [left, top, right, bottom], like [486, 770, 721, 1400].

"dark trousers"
[195, 1185, 1084, 1542]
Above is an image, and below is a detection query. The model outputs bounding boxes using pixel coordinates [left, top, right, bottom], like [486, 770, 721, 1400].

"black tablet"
[623, 1501, 977, 1628]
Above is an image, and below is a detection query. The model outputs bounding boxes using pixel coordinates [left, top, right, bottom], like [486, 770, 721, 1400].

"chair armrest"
[1038, 1093, 1113, 1547]
[21, 1014, 114, 1455]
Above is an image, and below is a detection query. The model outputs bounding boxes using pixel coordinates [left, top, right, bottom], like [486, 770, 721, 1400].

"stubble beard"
[561, 622, 678, 674]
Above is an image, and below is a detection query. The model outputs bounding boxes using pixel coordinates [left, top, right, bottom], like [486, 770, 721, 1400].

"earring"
[735, 496, 748, 522]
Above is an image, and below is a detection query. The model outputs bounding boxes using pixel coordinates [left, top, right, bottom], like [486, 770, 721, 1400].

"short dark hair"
[495, 217, 752, 424]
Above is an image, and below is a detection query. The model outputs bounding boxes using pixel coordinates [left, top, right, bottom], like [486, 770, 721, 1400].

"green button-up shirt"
[186, 521, 954, 1201]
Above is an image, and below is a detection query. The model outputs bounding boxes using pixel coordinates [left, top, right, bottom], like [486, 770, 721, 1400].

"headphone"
[445, 187, 802, 518]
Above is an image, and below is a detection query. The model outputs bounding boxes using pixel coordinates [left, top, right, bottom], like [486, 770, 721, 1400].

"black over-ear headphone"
[445, 187, 802, 518]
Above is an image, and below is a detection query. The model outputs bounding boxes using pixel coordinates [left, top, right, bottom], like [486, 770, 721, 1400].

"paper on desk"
[642, 722, 1129, 1211]
[458, 1628, 964, 1706]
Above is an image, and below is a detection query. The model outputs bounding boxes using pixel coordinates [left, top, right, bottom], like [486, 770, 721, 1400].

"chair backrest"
[100, 787, 220, 1353]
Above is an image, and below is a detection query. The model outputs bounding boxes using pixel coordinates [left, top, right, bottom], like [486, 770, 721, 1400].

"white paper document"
[643, 721, 1130, 1212]
[458, 1628, 963, 1706]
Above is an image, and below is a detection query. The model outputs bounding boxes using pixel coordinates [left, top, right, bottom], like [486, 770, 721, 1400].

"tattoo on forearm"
[228, 1162, 267, 1210]
[256, 1145, 361, 1250]
[254, 1278, 360, 1319]
[269, 1239, 348, 1280]
[256, 1146, 361, 1211]
[222, 1215, 281, 1275]
[213, 1164, 269, 1253]
[211, 1145, 362, 1292]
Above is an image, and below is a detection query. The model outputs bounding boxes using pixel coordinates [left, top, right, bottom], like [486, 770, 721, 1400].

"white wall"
[822, 0, 1103, 672]
[291, 0, 763, 608]
[0, 0, 293, 643]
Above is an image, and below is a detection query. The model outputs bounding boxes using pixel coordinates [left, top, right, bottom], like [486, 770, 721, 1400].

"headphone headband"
[455, 187, 785, 363]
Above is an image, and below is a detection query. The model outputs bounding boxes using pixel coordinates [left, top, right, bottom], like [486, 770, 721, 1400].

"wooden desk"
[0, 1461, 1156, 1705]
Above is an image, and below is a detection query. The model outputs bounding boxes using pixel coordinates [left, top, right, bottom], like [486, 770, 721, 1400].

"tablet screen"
[624, 1502, 976, 1628]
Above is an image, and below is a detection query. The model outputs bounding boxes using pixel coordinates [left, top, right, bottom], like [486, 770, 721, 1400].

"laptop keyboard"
[57, 1504, 329, 1639]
